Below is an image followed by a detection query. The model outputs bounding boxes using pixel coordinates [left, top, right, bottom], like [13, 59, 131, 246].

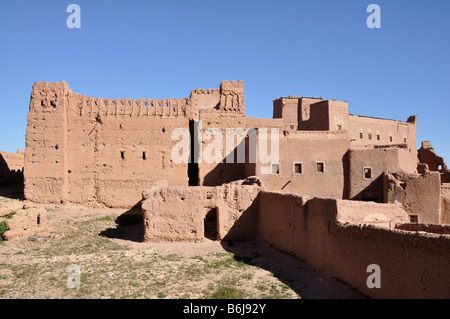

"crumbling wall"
[442, 185, 450, 224]
[383, 171, 442, 224]
[2, 206, 48, 241]
[142, 179, 262, 242]
[418, 141, 450, 183]
[0, 151, 24, 185]
[24, 81, 69, 204]
[258, 192, 450, 299]
[348, 147, 416, 202]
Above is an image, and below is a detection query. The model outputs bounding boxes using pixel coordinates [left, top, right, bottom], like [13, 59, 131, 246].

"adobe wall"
[383, 171, 442, 224]
[418, 141, 450, 183]
[272, 96, 301, 130]
[258, 192, 450, 298]
[442, 185, 450, 224]
[24, 80, 249, 207]
[247, 130, 350, 199]
[395, 222, 450, 235]
[25, 81, 69, 203]
[25, 81, 191, 207]
[298, 100, 349, 132]
[141, 179, 261, 242]
[349, 115, 417, 153]
[0, 151, 24, 185]
[348, 147, 416, 202]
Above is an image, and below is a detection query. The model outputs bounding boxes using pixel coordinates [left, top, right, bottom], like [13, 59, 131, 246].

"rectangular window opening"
[410, 215, 418, 223]
[120, 151, 125, 160]
[294, 163, 302, 174]
[377, 134, 381, 141]
[142, 152, 147, 160]
[364, 167, 372, 179]
[272, 164, 280, 175]
[316, 162, 325, 173]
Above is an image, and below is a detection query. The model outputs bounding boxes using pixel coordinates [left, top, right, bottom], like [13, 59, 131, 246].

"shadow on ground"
[0, 183, 24, 201]
[98, 201, 144, 243]
[220, 240, 366, 299]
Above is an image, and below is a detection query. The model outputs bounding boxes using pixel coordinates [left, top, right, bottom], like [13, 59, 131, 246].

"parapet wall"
[258, 192, 450, 299]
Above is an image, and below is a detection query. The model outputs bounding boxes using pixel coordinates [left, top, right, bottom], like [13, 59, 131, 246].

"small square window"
[364, 167, 372, 179]
[437, 164, 443, 171]
[316, 162, 325, 173]
[410, 215, 418, 223]
[294, 163, 302, 174]
[337, 125, 342, 131]
[272, 164, 280, 175]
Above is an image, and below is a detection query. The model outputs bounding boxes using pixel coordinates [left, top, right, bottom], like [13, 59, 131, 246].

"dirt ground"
[0, 190, 365, 299]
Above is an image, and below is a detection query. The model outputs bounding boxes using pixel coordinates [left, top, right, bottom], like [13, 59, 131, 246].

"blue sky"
[0, 0, 449, 161]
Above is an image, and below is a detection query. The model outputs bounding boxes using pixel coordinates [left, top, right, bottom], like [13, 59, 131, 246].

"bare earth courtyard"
[0, 191, 363, 300]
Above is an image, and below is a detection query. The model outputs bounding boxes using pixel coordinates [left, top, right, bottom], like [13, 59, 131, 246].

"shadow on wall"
[0, 153, 24, 200]
[351, 174, 384, 203]
[199, 135, 246, 187]
[98, 201, 144, 243]
[217, 207, 364, 299]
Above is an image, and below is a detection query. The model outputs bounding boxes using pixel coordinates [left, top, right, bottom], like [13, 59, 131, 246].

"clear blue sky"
[0, 0, 449, 162]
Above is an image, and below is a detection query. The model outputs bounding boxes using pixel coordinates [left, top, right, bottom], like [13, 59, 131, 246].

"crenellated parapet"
[219, 80, 245, 114]
[70, 94, 190, 118]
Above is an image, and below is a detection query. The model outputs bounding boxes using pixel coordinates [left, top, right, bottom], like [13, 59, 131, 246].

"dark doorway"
[188, 120, 199, 186]
[204, 207, 218, 241]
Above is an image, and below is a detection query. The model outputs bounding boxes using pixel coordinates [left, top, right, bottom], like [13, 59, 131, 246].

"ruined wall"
[442, 185, 450, 224]
[141, 180, 261, 242]
[258, 192, 450, 298]
[348, 147, 416, 202]
[383, 171, 442, 224]
[25, 81, 70, 203]
[0, 151, 24, 185]
[247, 130, 350, 199]
[418, 141, 450, 183]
